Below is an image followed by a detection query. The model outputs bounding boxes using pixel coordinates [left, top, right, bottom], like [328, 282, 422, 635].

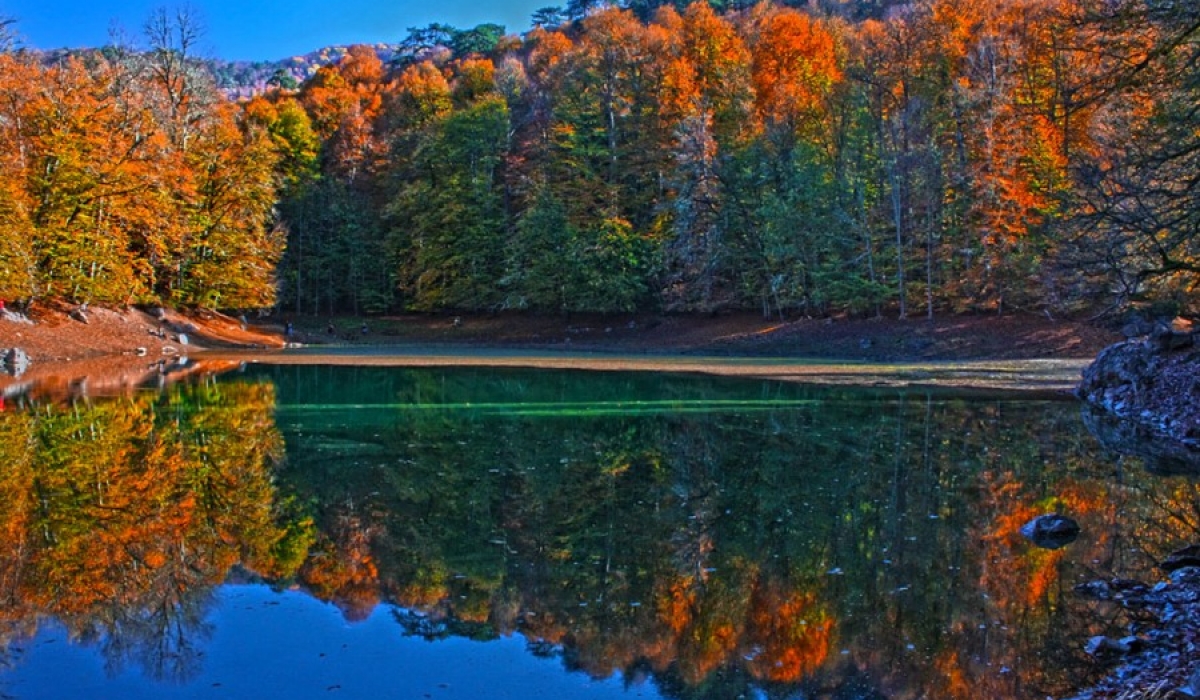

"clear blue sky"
[1, 0, 549, 61]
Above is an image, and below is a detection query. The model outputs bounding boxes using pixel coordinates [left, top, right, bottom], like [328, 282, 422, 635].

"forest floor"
[291, 309, 1119, 360]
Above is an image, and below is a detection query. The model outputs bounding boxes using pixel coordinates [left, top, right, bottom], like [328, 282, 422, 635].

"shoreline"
[2, 306, 1121, 398]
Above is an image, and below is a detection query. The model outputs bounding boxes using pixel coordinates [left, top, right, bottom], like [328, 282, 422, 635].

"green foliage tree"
[389, 88, 511, 311]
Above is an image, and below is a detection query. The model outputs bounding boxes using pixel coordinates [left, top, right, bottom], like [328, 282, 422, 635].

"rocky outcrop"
[1067, 566, 1200, 700]
[1077, 319, 1200, 470]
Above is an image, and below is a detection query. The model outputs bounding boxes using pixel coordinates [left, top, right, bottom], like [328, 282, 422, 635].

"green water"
[0, 363, 1192, 699]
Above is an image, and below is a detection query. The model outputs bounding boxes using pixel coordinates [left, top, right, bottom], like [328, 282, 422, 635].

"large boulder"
[1077, 340, 1157, 415]
[1077, 320, 1200, 467]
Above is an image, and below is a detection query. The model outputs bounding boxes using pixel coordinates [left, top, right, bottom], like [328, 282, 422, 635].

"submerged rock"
[1020, 513, 1080, 549]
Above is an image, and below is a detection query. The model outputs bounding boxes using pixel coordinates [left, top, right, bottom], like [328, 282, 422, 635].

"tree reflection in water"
[263, 365, 1199, 699]
[0, 378, 305, 682]
[1, 364, 1198, 699]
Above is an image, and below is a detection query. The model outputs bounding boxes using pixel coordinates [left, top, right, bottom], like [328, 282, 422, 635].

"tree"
[1063, 0, 1200, 311]
[0, 16, 17, 52]
[267, 68, 299, 91]
[142, 4, 214, 152]
[387, 63, 511, 311]
[531, 6, 567, 29]
[173, 104, 284, 308]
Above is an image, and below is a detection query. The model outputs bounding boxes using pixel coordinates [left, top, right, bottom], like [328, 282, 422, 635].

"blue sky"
[1, 0, 548, 61]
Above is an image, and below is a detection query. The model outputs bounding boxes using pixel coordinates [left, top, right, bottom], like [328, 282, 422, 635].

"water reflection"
[0, 364, 1196, 698]
[0, 379, 307, 685]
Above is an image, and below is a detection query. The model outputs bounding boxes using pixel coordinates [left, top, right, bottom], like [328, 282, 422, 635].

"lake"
[0, 360, 1192, 699]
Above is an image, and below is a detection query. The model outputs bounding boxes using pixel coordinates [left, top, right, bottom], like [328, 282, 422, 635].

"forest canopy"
[0, 0, 1195, 318]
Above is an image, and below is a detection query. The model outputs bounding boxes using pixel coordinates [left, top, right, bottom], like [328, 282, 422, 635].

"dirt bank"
[0, 302, 283, 397]
[290, 310, 1118, 360]
[1, 305, 1119, 396]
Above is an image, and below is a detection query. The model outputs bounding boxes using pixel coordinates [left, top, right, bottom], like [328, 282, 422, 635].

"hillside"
[204, 43, 404, 99]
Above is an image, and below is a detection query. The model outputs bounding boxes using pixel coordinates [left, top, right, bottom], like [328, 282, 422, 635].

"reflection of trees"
[261, 366, 1200, 699]
[0, 380, 304, 681]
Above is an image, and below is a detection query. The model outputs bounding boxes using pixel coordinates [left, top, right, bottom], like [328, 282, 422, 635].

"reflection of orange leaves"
[657, 578, 696, 633]
[519, 614, 568, 646]
[745, 580, 833, 683]
[979, 471, 1114, 608]
[664, 571, 753, 685]
[932, 648, 972, 699]
[679, 620, 738, 686]
[299, 540, 380, 616]
[455, 600, 491, 624]
[1025, 548, 1065, 605]
[398, 581, 449, 608]
[0, 384, 291, 646]
[298, 509, 381, 620]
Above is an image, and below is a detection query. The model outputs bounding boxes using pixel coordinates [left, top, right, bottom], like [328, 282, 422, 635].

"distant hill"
[204, 44, 405, 99]
[32, 43, 406, 99]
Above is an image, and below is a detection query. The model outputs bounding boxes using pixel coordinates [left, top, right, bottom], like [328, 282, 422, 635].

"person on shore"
[285, 321, 294, 338]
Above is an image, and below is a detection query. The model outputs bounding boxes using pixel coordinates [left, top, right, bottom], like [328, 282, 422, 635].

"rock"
[1020, 513, 1080, 549]
[1121, 315, 1157, 338]
[69, 308, 89, 324]
[1180, 667, 1200, 698]
[1149, 320, 1194, 352]
[2, 347, 31, 378]
[1078, 333, 1200, 467]
[136, 347, 147, 356]
[1073, 580, 1113, 600]
[1169, 566, 1200, 586]
[0, 308, 33, 325]
[1078, 340, 1155, 408]
[1073, 578, 1149, 601]
[1084, 635, 1133, 656]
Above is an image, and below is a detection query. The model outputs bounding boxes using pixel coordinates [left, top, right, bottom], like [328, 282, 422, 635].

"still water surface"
[0, 363, 1192, 698]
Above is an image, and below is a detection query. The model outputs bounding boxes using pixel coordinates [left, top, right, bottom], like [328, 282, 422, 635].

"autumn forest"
[0, 0, 1195, 318]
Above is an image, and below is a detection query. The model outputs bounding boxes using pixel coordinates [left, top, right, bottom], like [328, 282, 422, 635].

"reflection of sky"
[0, 585, 664, 699]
